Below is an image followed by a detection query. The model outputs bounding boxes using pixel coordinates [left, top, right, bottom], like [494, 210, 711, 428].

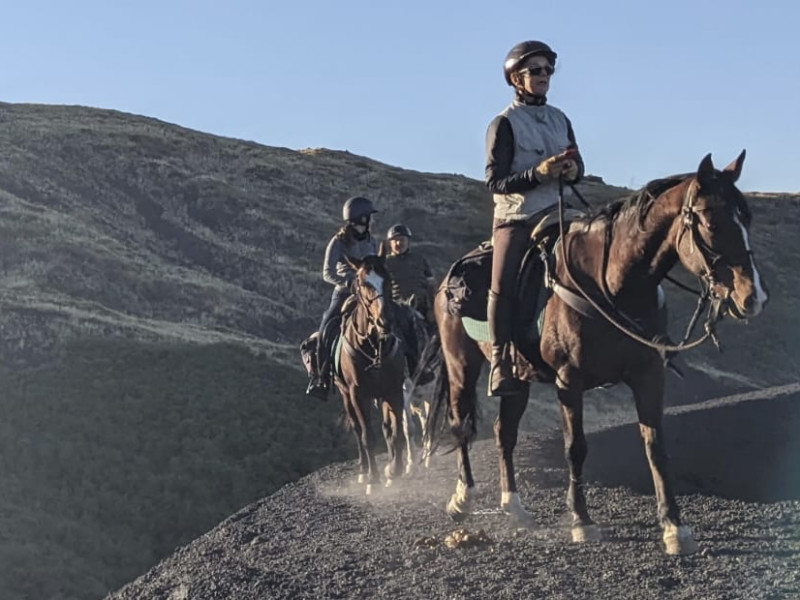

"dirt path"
[107, 387, 800, 600]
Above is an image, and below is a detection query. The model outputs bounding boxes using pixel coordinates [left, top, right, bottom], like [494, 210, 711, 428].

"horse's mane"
[588, 173, 692, 229]
[586, 169, 752, 230]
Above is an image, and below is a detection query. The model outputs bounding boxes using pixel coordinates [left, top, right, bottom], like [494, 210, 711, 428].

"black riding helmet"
[503, 40, 557, 86]
[386, 223, 413, 240]
[342, 196, 378, 222]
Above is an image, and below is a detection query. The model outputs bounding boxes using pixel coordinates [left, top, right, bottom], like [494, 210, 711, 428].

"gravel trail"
[107, 388, 800, 600]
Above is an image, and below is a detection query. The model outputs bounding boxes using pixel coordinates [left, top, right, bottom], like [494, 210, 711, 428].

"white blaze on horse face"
[734, 214, 768, 315]
[364, 270, 385, 313]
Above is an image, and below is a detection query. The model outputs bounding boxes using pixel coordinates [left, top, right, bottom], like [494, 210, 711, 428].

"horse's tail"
[420, 333, 451, 459]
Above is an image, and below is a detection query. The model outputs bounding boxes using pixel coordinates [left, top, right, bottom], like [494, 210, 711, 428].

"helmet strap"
[349, 223, 369, 241]
[514, 88, 547, 106]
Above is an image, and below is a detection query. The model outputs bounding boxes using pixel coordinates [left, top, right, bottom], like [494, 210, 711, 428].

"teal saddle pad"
[461, 290, 548, 344]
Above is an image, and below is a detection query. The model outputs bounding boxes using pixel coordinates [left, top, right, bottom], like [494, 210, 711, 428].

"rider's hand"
[561, 159, 579, 183]
[533, 154, 568, 183]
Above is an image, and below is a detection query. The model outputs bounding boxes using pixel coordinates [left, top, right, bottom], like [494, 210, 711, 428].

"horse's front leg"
[445, 377, 479, 522]
[446, 442, 476, 522]
[339, 386, 369, 484]
[495, 385, 532, 523]
[352, 388, 380, 494]
[557, 382, 601, 542]
[383, 387, 408, 486]
[627, 367, 698, 555]
[402, 378, 418, 475]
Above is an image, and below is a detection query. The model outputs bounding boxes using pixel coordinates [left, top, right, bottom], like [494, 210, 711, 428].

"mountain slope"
[0, 102, 798, 600]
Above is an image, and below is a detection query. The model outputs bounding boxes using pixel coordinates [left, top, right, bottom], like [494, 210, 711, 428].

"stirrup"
[488, 359, 519, 397]
[305, 377, 329, 401]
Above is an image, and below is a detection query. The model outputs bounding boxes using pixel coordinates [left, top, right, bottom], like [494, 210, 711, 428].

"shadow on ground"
[537, 392, 800, 503]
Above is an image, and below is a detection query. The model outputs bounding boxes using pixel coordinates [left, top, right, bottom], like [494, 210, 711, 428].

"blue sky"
[3, 0, 798, 193]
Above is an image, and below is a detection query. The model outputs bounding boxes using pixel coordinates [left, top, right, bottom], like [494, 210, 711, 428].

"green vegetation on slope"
[0, 339, 352, 600]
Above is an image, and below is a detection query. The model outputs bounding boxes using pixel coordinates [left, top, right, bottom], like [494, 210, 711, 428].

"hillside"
[0, 102, 798, 599]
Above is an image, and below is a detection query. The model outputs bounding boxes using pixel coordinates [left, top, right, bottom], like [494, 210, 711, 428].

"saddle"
[443, 209, 583, 382]
[299, 295, 359, 380]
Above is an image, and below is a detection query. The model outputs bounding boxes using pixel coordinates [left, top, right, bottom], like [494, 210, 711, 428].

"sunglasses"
[521, 65, 555, 77]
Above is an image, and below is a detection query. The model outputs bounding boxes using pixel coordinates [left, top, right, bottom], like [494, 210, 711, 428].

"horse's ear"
[345, 256, 363, 271]
[696, 153, 715, 188]
[722, 149, 746, 183]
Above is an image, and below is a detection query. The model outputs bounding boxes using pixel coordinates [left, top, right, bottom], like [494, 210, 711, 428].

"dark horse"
[335, 255, 408, 494]
[426, 152, 767, 554]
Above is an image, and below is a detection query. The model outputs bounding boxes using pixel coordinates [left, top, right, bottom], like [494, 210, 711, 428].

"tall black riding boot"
[305, 345, 330, 401]
[488, 290, 518, 396]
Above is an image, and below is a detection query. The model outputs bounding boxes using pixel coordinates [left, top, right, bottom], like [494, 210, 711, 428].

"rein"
[553, 178, 726, 354]
[344, 281, 399, 370]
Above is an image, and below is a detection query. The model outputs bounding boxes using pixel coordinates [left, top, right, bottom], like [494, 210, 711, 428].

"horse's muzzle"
[729, 291, 767, 320]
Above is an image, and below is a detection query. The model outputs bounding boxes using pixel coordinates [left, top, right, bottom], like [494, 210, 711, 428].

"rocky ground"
[106, 386, 800, 600]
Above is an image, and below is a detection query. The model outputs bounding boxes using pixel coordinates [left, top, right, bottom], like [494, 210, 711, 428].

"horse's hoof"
[384, 464, 403, 481]
[357, 474, 367, 484]
[446, 481, 474, 521]
[663, 524, 698, 555]
[571, 523, 602, 543]
[384, 478, 394, 488]
[501, 492, 534, 527]
[446, 500, 469, 523]
[365, 483, 374, 496]
[404, 462, 415, 476]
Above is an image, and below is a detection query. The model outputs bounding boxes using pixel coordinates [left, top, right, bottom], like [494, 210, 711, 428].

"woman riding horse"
[306, 196, 378, 400]
[485, 40, 585, 397]
[426, 150, 767, 554]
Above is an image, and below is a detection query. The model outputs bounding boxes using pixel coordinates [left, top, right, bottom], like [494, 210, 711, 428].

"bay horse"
[425, 152, 768, 554]
[335, 255, 408, 494]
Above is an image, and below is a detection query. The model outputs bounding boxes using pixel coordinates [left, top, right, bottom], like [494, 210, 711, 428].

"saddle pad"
[462, 317, 490, 342]
[461, 290, 549, 344]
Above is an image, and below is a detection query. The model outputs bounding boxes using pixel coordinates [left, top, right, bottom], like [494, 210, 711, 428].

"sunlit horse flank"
[426, 152, 767, 555]
[335, 255, 408, 494]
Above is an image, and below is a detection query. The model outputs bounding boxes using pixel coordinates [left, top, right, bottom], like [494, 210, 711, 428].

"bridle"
[674, 181, 738, 302]
[344, 272, 398, 370]
[555, 178, 732, 354]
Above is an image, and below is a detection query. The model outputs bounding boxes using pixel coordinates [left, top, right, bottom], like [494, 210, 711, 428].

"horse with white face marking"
[425, 152, 767, 555]
[335, 255, 408, 494]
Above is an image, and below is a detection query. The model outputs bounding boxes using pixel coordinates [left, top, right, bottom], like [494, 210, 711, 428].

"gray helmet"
[386, 223, 413, 240]
[503, 40, 557, 86]
[342, 196, 378, 222]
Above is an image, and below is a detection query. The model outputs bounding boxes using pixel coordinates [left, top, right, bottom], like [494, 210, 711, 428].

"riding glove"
[532, 154, 567, 183]
[561, 159, 579, 183]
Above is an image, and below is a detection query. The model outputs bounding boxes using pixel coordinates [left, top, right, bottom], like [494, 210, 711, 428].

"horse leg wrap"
[501, 492, 534, 526]
[663, 524, 698, 555]
[446, 480, 474, 521]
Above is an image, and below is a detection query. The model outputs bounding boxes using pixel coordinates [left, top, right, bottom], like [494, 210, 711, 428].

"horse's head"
[676, 151, 768, 319]
[347, 254, 394, 338]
